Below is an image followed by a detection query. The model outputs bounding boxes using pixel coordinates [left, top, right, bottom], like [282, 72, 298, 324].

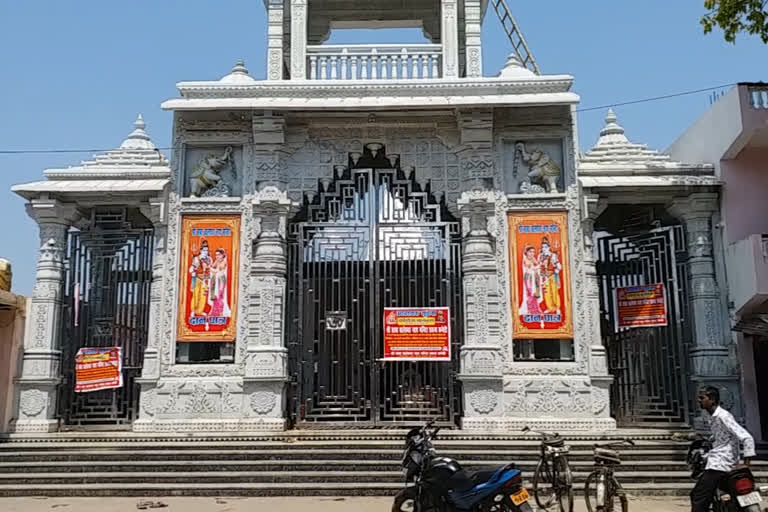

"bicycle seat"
[543, 436, 565, 447]
[594, 447, 621, 465]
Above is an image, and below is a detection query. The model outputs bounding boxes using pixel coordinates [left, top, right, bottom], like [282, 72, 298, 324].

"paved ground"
[0, 496, 691, 512]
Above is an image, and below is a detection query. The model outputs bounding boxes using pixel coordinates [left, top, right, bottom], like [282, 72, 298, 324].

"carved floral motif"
[19, 389, 47, 417]
[250, 391, 277, 415]
[469, 390, 498, 415]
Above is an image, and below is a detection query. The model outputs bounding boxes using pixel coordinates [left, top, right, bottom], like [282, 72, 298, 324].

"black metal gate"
[58, 208, 153, 428]
[597, 226, 692, 427]
[286, 155, 463, 427]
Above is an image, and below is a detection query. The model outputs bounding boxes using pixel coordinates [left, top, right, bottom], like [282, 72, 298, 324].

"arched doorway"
[285, 145, 463, 427]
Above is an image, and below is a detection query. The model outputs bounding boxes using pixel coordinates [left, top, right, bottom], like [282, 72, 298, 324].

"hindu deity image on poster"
[507, 212, 573, 339]
[177, 215, 241, 342]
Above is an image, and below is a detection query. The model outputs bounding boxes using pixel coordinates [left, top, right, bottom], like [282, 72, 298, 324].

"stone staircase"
[0, 431, 765, 497]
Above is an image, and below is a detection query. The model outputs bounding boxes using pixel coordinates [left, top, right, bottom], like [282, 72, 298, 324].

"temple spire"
[120, 114, 156, 150]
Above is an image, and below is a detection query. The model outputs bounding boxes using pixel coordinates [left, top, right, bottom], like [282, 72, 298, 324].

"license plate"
[510, 488, 530, 506]
[737, 491, 762, 507]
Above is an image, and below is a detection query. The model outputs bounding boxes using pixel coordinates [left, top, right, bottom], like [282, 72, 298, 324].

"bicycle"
[583, 439, 635, 512]
[522, 426, 574, 512]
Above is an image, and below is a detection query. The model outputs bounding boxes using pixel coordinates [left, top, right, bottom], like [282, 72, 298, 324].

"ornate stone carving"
[250, 391, 277, 415]
[188, 146, 236, 197]
[531, 381, 563, 413]
[469, 389, 498, 415]
[140, 388, 157, 417]
[31, 303, 49, 348]
[184, 384, 217, 414]
[32, 282, 59, 300]
[19, 389, 46, 417]
[591, 386, 610, 416]
[514, 142, 562, 194]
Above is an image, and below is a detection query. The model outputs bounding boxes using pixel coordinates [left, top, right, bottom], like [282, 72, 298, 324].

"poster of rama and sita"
[508, 212, 574, 339]
[177, 215, 241, 342]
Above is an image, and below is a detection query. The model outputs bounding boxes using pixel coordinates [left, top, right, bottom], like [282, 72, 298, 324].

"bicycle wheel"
[533, 458, 556, 509]
[554, 457, 574, 512]
[607, 477, 628, 512]
[583, 470, 600, 512]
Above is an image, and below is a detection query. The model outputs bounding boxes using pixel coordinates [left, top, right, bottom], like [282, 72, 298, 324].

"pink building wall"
[722, 147, 768, 244]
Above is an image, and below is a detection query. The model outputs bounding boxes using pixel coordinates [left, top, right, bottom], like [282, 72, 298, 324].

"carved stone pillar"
[290, 0, 307, 80]
[266, 0, 285, 80]
[583, 194, 614, 424]
[13, 199, 78, 432]
[252, 111, 288, 191]
[668, 193, 740, 425]
[456, 109, 494, 190]
[458, 190, 504, 428]
[441, 0, 459, 78]
[464, 0, 483, 77]
[136, 198, 168, 415]
[245, 187, 296, 427]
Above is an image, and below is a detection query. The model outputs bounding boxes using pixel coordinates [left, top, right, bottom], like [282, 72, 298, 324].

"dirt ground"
[0, 496, 692, 512]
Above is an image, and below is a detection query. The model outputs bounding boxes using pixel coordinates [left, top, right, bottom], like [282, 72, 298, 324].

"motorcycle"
[687, 436, 763, 511]
[393, 421, 533, 512]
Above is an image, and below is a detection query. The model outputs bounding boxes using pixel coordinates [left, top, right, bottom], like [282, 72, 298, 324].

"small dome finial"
[220, 59, 256, 84]
[134, 114, 146, 130]
[232, 60, 248, 75]
[497, 52, 535, 78]
[600, 108, 625, 138]
[120, 113, 155, 150]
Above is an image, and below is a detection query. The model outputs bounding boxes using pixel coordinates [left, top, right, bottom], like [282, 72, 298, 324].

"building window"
[513, 339, 574, 362]
[176, 342, 235, 364]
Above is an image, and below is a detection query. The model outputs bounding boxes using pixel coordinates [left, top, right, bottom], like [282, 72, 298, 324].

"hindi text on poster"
[74, 347, 123, 393]
[616, 283, 668, 329]
[383, 307, 451, 361]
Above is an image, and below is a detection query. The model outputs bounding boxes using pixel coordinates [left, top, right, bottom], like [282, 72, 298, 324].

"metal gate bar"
[58, 208, 153, 428]
[287, 156, 462, 427]
[597, 227, 691, 427]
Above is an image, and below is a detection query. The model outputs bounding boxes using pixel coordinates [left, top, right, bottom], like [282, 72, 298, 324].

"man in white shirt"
[691, 385, 756, 512]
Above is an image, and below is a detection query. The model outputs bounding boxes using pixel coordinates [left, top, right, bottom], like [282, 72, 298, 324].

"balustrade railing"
[307, 44, 443, 80]
[748, 85, 768, 109]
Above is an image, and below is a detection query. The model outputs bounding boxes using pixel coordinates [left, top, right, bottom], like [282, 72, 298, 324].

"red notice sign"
[615, 284, 668, 329]
[74, 347, 123, 393]
[383, 307, 451, 361]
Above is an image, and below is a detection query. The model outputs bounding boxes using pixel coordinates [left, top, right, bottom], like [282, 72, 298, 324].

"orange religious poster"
[74, 347, 122, 393]
[177, 215, 241, 342]
[507, 212, 573, 339]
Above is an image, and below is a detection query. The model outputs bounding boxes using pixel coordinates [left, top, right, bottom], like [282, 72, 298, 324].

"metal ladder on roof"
[489, 0, 540, 74]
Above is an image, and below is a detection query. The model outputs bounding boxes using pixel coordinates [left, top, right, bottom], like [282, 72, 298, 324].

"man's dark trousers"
[691, 469, 726, 512]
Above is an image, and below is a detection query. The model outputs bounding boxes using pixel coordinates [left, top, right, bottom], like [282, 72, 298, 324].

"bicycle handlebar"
[521, 425, 561, 440]
[594, 439, 635, 448]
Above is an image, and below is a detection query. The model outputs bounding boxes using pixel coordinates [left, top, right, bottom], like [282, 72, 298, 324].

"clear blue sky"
[1, 1, 766, 295]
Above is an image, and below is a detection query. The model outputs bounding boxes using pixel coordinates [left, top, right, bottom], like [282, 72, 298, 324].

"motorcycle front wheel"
[392, 487, 440, 512]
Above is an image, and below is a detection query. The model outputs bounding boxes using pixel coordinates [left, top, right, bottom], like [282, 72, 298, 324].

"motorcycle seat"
[470, 469, 500, 486]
